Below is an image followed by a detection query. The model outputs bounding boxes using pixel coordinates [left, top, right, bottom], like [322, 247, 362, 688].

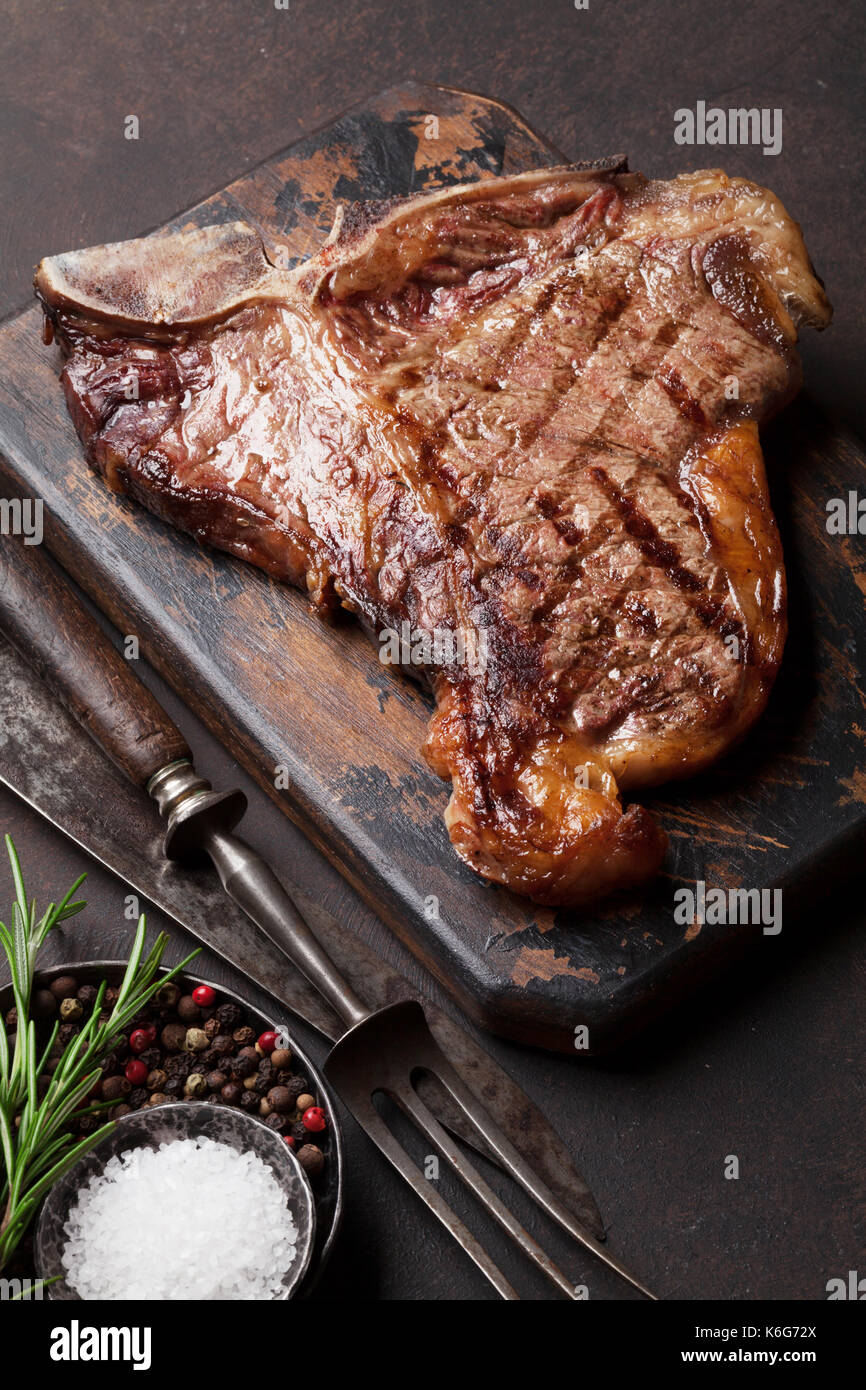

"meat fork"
[147, 768, 657, 1301]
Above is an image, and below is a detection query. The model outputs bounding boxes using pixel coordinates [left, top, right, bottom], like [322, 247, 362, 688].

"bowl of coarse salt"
[36, 1102, 316, 1300]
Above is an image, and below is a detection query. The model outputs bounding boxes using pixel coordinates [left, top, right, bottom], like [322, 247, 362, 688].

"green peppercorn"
[185, 1073, 207, 1098]
[146, 1069, 168, 1092]
[59, 997, 84, 1023]
[155, 982, 181, 1009]
[183, 1027, 209, 1053]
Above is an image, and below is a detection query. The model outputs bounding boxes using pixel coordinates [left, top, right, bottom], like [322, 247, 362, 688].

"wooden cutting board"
[0, 81, 863, 1052]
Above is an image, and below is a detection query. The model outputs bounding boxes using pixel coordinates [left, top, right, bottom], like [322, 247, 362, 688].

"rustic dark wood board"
[0, 81, 864, 1052]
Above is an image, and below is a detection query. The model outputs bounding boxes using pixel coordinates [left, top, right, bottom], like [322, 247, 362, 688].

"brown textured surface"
[0, 0, 863, 1299]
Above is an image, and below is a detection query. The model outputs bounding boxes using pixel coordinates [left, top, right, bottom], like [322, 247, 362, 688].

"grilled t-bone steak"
[35, 165, 831, 906]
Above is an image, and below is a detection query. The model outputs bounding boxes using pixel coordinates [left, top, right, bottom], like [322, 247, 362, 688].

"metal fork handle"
[204, 826, 370, 1029]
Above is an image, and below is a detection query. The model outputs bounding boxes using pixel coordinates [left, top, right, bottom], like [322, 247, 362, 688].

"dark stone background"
[0, 0, 863, 1299]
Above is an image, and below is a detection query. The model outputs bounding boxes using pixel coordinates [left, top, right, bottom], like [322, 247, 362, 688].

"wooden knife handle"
[0, 534, 191, 786]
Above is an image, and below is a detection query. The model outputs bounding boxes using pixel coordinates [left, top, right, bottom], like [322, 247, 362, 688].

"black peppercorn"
[296, 1144, 325, 1178]
[57, 1023, 80, 1046]
[239, 1090, 259, 1111]
[229, 1053, 255, 1081]
[50, 975, 78, 1001]
[257, 1057, 274, 1081]
[128, 1087, 148, 1108]
[4, 1007, 17, 1031]
[220, 1082, 243, 1106]
[267, 1086, 293, 1114]
[111, 1102, 132, 1120]
[177, 995, 201, 1024]
[204, 1016, 221, 1041]
[198, 1048, 219, 1071]
[233, 1026, 256, 1047]
[215, 1002, 243, 1029]
[164, 1053, 193, 1078]
[160, 1022, 187, 1053]
[99, 1054, 119, 1077]
[164, 1078, 185, 1098]
[32, 989, 57, 1020]
[285, 1075, 310, 1104]
[252, 1073, 270, 1096]
[76, 984, 99, 1009]
[290, 1120, 309, 1146]
[101, 1075, 131, 1103]
[138, 1047, 161, 1071]
[206, 1069, 227, 1092]
[146, 1069, 168, 1092]
[79, 1113, 100, 1134]
[104, 987, 121, 1009]
[211, 1033, 234, 1056]
[264, 1112, 286, 1133]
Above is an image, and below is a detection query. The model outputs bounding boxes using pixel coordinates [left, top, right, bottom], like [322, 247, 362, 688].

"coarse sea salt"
[61, 1136, 299, 1300]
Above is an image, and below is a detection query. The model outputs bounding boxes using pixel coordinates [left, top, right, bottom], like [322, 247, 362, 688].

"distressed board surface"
[0, 81, 863, 1052]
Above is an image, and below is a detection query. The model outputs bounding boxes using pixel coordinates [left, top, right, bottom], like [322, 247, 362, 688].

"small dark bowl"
[36, 1102, 316, 1300]
[0, 960, 343, 1297]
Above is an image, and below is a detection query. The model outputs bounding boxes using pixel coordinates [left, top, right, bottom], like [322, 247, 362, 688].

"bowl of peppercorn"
[0, 961, 343, 1297]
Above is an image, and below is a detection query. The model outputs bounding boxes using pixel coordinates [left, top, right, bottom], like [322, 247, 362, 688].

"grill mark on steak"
[586, 462, 743, 644]
[35, 165, 831, 906]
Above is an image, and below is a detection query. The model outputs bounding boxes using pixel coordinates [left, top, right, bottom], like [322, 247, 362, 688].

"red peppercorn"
[302, 1106, 327, 1133]
[283, 1135, 296, 1148]
[257, 1031, 279, 1054]
[129, 1028, 152, 1055]
[192, 985, 216, 1007]
[125, 1059, 148, 1085]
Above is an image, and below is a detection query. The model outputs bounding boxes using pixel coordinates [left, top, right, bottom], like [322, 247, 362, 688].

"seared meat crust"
[35, 166, 830, 905]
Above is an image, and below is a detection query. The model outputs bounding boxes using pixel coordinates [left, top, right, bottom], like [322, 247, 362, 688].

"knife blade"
[0, 624, 605, 1241]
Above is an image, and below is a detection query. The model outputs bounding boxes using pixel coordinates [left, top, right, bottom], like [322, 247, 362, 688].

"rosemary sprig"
[0, 835, 199, 1271]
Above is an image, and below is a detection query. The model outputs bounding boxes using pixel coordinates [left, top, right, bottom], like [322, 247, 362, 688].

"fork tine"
[344, 1091, 521, 1300]
[395, 1080, 582, 1300]
[427, 1047, 658, 1300]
